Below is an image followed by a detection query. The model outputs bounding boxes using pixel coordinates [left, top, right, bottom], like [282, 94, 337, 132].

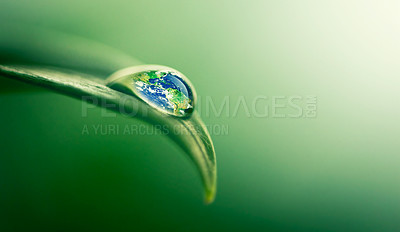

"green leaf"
[0, 64, 217, 203]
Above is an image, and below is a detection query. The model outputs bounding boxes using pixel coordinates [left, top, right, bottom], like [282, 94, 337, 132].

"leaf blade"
[0, 64, 217, 203]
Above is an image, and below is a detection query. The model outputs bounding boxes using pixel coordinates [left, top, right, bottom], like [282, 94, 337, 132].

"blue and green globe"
[132, 70, 194, 117]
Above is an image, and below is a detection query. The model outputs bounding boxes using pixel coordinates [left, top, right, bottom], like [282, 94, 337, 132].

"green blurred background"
[1, 0, 399, 231]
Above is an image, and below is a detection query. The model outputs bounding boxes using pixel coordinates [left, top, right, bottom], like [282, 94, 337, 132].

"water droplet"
[106, 67, 195, 117]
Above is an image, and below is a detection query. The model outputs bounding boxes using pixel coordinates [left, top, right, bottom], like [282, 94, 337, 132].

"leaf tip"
[204, 181, 217, 204]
